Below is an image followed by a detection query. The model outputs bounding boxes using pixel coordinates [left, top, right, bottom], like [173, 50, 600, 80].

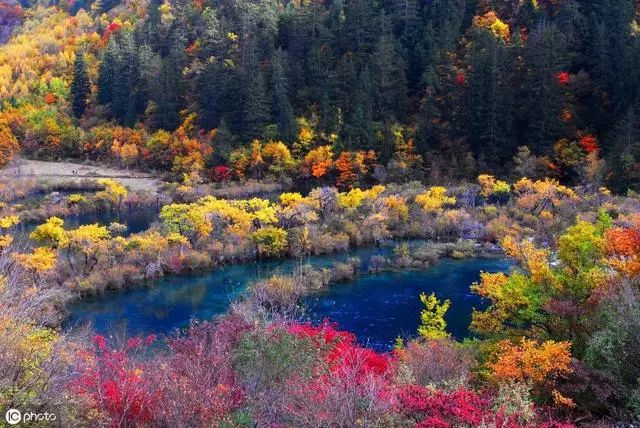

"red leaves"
[396, 384, 490, 427]
[102, 21, 122, 44]
[43, 92, 57, 104]
[556, 71, 570, 85]
[92, 334, 107, 351]
[71, 321, 573, 426]
[185, 41, 200, 55]
[579, 134, 599, 154]
[605, 218, 640, 276]
[211, 165, 232, 182]
[454, 72, 467, 86]
[288, 320, 391, 377]
[72, 335, 157, 426]
[74, 321, 249, 427]
[606, 227, 640, 256]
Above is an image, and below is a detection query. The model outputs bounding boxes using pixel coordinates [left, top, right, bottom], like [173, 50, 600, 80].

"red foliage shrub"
[71, 334, 157, 426]
[284, 321, 395, 426]
[454, 72, 467, 86]
[102, 21, 122, 44]
[397, 384, 491, 427]
[72, 318, 251, 427]
[43, 92, 57, 104]
[68, 321, 575, 427]
[556, 71, 570, 85]
[148, 318, 250, 426]
[211, 165, 232, 182]
[579, 134, 599, 154]
[288, 321, 391, 378]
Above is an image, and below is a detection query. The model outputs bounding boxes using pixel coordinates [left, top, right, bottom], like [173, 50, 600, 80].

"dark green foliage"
[270, 49, 296, 142]
[465, 29, 514, 164]
[87, 0, 640, 189]
[70, 50, 90, 118]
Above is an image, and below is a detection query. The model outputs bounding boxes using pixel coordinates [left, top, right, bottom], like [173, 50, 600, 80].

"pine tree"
[271, 49, 296, 142]
[70, 50, 90, 118]
[372, 16, 408, 122]
[97, 38, 118, 107]
[147, 44, 184, 131]
[466, 28, 514, 164]
[343, 66, 375, 152]
[607, 107, 640, 191]
[111, 32, 142, 126]
[243, 68, 270, 140]
[522, 23, 569, 153]
[196, 59, 224, 129]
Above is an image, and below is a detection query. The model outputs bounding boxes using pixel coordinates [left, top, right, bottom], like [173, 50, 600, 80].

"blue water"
[66, 244, 512, 350]
[303, 258, 512, 350]
[16, 208, 158, 242]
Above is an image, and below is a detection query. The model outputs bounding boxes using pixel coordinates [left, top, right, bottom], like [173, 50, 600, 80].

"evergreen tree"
[111, 32, 142, 126]
[146, 44, 185, 131]
[196, 59, 224, 130]
[243, 68, 270, 140]
[372, 16, 408, 122]
[271, 49, 296, 142]
[97, 38, 118, 107]
[466, 29, 514, 164]
[343, 66, 375, 152]
[607, 107, 640, 191]
[70, 50, 90, 118]
[522, 23, 569, 153]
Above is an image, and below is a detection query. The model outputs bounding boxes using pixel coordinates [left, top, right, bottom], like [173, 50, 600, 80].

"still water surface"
[66, 244, 512, 350]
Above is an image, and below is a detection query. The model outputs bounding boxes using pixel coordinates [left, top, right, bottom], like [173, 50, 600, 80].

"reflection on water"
[15, 208, 158, 244]
[66, 244, 513, 350]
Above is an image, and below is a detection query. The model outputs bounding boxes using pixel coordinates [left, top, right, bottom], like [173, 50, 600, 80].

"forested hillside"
[1, 0, 639, 190]
[2, 1, 640, 426]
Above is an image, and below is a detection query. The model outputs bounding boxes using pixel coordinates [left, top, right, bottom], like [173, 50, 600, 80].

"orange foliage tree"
[0, 122, 19, 167]
[301, 146, 333, 179]
[605, 214, 640, 277]
[488, 338, 572, 385]
[488, 337, 574, 406]
[335, 150, 375, 189]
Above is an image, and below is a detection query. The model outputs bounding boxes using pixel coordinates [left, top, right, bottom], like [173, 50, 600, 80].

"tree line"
[63, 0, 640, 191]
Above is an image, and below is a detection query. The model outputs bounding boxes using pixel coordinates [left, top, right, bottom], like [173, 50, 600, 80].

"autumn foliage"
[68, 319, 572, 427]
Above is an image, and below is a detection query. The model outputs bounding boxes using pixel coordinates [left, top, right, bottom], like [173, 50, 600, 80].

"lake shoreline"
[65, 251, 512, 350]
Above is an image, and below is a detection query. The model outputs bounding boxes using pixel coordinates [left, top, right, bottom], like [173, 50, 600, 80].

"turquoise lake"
[66, 244, 512, 350]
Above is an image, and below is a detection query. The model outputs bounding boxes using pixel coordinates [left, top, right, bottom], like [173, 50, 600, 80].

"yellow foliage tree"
[473, 11, 510, 40]
[415, 186, 456, 214]
[251, 226, 288, 258]
[97, 179, 128, 215]
[30, 217, 67, 248]
[417, 292, 451, 340]
[14, 247, 57, 275]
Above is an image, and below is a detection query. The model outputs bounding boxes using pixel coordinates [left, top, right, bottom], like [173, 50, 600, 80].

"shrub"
[233, 326, 317, 424]
[332, 257, 360, 282]
[251, 226, 288, 258]
[399, 339, 473, 389]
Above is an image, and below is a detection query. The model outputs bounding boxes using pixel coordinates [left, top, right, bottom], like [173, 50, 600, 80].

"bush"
[251, 226, 288, 258]
[182, 250, 212, 271]
[399, 339, 473, 389]
[332, 257, 360, 282]
[233, 326, 317, 424]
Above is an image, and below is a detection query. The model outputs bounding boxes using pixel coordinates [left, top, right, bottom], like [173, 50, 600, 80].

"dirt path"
[0, 159, 160, 192]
